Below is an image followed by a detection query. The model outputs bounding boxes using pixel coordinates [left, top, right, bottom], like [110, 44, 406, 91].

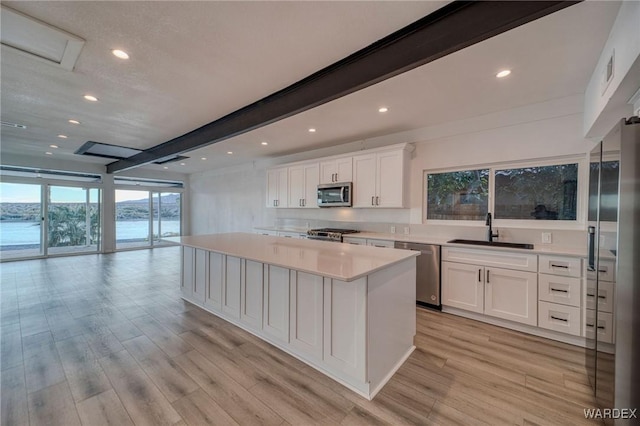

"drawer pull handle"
[586, 323, 594, 328]
[586, 293, 607, 299]
[486, 270, 490, 283]
[550, 288, 568, 293]
[550, 315, 568, 322]
[550, 264, 569, 269]
[598, 269, 608, 273]
[586, 324, 606, 330]
[478, 269, 481, 282]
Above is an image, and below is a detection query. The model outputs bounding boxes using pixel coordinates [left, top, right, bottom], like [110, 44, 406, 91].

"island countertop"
[164, 232, 418, 282]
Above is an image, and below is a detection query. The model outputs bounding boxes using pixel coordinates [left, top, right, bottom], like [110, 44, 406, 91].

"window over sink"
[425, 158, 583, 226]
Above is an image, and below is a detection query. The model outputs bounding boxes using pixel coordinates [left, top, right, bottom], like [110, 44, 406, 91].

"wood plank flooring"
[0, 247, 602, 425]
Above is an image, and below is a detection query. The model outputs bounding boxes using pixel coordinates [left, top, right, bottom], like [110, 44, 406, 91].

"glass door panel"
[154, 192, 181, 246]
[47, 186, 100, 255]
[0, 182, 43, 259]
[116, 190, 150, 249]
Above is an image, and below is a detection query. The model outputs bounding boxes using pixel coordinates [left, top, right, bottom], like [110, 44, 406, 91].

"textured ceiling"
[0, 1, 621, 174]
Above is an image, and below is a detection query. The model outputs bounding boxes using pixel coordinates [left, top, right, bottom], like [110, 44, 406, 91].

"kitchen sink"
[447, 239, 534, 250]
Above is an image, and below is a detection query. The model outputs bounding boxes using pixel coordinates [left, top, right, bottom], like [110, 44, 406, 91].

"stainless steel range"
[306, 228, 359, 242]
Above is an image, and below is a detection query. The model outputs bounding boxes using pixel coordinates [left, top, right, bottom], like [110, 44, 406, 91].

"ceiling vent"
[0, 5, 85, 71]
[1, 121, 27, 129]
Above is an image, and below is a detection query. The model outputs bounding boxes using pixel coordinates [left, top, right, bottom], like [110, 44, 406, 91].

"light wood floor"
[1, 247, 602, 425]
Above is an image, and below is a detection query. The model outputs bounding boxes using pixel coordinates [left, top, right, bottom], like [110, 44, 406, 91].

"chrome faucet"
[486, 213, 499, 242]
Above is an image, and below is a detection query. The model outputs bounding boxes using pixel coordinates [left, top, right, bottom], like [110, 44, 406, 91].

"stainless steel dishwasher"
[394, 242, 441, 309]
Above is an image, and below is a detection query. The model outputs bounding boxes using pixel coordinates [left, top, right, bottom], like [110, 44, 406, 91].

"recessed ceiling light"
[49, 144, 58, 149]
[378, 107, 389, 113]
[112, 49, 129, 60]
[163, 166, 168, 169]
[201, 157, 207, 160]
[227, 151, 233, 155]
[261, 141, 268, 146]
[68, 119, 80, 125]
[45, 152, 53, 155]
[308, 128, 316, 133]
[496, 69, 511, 78]
[84, 95, 98, 102]
[57, 134, 67, 139]
[180, 162, 186, 166]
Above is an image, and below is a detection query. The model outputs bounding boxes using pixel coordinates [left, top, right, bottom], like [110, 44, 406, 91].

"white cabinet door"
[442, 261, 484, 313]
[323, 277, 366, 381]
[342, 237, 366, 246]
[352, 153, 376, 207]
[263, 265, 290, 342]
[376, 149, 404, 207]
[241, 260, 263, 330]
[366, 239, 394, 248]
[206, 252, 224, 312]
[484, 267, 537, 326]
[290, 271, 323, 359]
[288, 165, 305, 208]
[266, 167, 287, 208]
[223, 256, 241, 319]
[193, 249, 207, 304]
[303, 163, 319, 208]
[319, 157, 352, 184]
[181, 246, 194, 299]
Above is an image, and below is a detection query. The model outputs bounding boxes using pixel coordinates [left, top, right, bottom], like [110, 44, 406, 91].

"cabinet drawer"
[538, 301, 581, 336]
[366, 239, 394, 248]
[538, 274, 581, 307]
[342, 237, 366, 246]
[586, 259, 615, 282]
[585, 280, 614, 313]
[538, 255, 582, 278]
[584, 309, 614, 344]
[442, 247, 537, 272]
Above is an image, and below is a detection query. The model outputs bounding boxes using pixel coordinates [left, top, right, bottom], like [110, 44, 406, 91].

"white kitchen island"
[165, 232, 418, 400]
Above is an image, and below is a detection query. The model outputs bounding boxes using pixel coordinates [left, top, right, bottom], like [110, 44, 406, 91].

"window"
[494, 164, 578, 220]
[426, 169, 489, 220]
[425, 160, 580, 223]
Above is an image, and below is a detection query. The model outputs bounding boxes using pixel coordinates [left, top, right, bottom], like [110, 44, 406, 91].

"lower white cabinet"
[442, 260, 537, 325]
[181, 246, 194, 299]
[262, 265, 290, 343]
[584, 309, 614, 344]
[193, 249, 208, 304]
[539, 301, 581, 336]
[289, 271, 323, 359]
[206, 252, 224, 311]
[366, 239, 394, 248]
[223, 256, 242, 319]
[240, 260, 264, 330]
[484, 267, 537, 326]
[442, 261, 484, 314]
[342, 237, 366, 246]
[323, 277, 367, 381]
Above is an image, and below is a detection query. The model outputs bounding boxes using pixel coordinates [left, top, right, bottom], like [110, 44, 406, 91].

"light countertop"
[164, 233, 418, 282]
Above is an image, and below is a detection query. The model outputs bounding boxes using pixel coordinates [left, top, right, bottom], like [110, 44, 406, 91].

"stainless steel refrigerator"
[587, 117, 640, 423]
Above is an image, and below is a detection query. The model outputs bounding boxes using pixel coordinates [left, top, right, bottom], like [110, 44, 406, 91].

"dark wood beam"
[107, 0, 580, 173]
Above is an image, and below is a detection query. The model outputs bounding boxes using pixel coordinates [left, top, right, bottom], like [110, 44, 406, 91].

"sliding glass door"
[0, 182, 43, 259]
[116, 189, 181, 250]
[47, 186, 100, 255]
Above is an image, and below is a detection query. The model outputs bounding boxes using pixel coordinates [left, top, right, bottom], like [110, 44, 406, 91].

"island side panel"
[367, 256, 416, 395]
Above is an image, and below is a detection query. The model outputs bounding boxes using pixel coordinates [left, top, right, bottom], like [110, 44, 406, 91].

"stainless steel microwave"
[317, 182, 352, 207]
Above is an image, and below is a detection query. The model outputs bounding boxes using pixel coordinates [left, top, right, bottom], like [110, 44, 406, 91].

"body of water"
[0, 220, 180, 246]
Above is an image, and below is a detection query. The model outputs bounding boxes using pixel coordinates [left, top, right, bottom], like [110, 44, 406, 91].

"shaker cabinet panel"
[484, 268, 537, 326]
[289, 271, 323, 359]
[441, 261, 484, 314]
[263, 265, 290, 343]
[181, 246, 194, 299]
[223, 256, 241, 319]
[193, 249, 207, 304]
[241, 260, 264, 330]
[206, 252, 224, 312]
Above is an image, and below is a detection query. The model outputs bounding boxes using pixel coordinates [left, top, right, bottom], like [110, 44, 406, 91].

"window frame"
[423, 155, 588, 230]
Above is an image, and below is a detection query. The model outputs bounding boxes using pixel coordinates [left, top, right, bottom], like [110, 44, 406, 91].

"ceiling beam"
[107, 0, 580, 173]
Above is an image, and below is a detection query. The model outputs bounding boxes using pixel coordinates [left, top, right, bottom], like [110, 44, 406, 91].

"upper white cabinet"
[320, 156, 352, 184]
[288, 162, 319, 208]
[266, 167, 288, 208]
[352, 148, 408, 208]
[266, 143, 410, 209]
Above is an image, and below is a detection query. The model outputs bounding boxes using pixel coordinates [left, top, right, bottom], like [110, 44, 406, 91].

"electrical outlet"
[542, 232, 552, 244]
[404, 227, 410, 235]
[390, 226, 396, 234]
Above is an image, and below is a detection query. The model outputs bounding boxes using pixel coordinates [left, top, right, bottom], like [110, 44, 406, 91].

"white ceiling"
[0, 1, 621, 175]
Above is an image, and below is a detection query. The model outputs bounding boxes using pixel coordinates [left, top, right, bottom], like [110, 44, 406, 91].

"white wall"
[189, 94, 594, 249]
[583, 0, 640, 138]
